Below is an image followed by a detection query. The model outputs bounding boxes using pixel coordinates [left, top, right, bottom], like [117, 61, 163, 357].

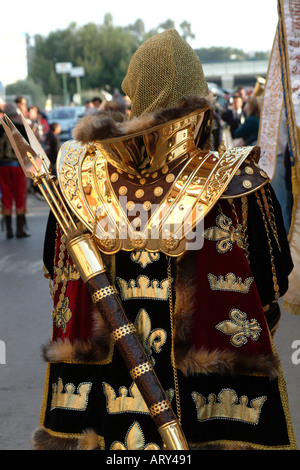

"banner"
[257, 28, 284, 180]
[258, 0, 300, 314]
[278, 0, 300, 314]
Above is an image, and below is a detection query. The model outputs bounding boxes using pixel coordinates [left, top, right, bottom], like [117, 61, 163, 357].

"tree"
[24, 15, 268, 104]
[195, 46, 247, 62]
[5, 77, 46, 108]
[158, 19, 175, 31]
[179, 21, 195, 41]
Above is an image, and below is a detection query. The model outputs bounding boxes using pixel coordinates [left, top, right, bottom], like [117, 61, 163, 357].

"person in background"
[15, 95, 29, 120]
[84, 97, 103, 116]
[233, 96, 260, 146]
[44, 122, 61, 176]
[0, 102, 30, 238]
[221, 91, 245, 140]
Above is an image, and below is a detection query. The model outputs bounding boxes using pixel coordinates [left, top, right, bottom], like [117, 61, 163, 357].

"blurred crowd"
[0, 84, 292, 239]
[207, 84, 261, 151]
[0, 91, 131, 240]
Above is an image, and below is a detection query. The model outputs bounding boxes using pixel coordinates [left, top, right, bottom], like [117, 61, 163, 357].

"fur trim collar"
[73, 95, 212, 145]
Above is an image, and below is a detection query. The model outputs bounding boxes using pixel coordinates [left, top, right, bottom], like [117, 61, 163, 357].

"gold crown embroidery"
[103, 381, 174, 415]
[208, 273, 254, 294]
[117, 275, 169, 301]
[192, 388, 267, 425]
[51, 378, 92, 411]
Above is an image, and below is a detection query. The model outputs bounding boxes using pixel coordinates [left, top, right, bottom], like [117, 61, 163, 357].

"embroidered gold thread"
[51, 378, 92, 411]
[135, 308, 167, 366]
[110, 422, 160, 450]
[103, 382, 149, 414]
[51, 232, 76, 332]
[103, 381, 175, 415]
[192, 388, 267, 424]
[215, 309, 262, 347]
[117, 275, 169, 301]
[130, 251, 160, 268]
[203, 212, 243, 253]
[208, 273, 254, 293]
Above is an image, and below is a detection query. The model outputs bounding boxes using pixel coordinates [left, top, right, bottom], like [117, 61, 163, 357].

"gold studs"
[135, 189, 144, 199]
[119, 186, 128, 196]
[143, 201, 152, 211]
[242, 180, 252, 189]
[127, 201, 135, 211]
[154, 187, 163, 197]
[111, 173, 119, 182]
[152, 172, 158, 179]
[245, 166, 254, 175]
[165, 173, 175, 183]
[162, 165, 169, 174]
[260, 170, 268, 178]
[140, 178, 146, 185]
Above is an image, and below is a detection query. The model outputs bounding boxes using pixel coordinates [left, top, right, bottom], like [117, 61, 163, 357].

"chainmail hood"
[121, 29, 209, 118]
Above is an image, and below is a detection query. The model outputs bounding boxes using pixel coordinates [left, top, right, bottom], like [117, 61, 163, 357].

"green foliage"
[195, 46, 269, 62]
[20, 15, 269, 104]
[5, 77, 46, 108]
[28, 16, 139, 98]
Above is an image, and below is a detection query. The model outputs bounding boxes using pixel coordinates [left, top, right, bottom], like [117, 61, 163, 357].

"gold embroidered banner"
[278, 0, 300, 315]
[258, 0, 300, 314]
[257, 29, 284, 180]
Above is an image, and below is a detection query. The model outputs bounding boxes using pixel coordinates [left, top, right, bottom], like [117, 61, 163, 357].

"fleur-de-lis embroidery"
[130, 251, 160, 268]
[204, 213, 243, 253]
[111, 421, 160, 450]
[135, 309, 167, 365]
[51, 297, 72, 333]
[216, 309, 262, 347]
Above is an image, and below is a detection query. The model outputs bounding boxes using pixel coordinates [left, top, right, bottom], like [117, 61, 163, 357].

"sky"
[1, 0, 279, 86]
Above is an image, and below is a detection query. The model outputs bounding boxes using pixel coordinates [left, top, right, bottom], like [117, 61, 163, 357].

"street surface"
[0, 193, 299, 450]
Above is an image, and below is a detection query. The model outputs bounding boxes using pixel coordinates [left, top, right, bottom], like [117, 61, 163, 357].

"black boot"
[16, 214, 31, 238]
[4, 215, 13, 239]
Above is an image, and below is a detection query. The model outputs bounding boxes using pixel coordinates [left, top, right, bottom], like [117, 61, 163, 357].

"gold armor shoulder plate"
[57, 139, 269, 257]
[221, 146, 269, 199]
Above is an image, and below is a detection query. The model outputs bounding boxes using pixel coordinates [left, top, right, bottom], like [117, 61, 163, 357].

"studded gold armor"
[56, 30, 269, 257]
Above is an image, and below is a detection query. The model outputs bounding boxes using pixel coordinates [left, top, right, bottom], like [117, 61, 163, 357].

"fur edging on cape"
[73, 95, 212, 146]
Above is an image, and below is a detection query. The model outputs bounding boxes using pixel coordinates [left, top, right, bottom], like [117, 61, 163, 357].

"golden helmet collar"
[94, 107, 212, 176]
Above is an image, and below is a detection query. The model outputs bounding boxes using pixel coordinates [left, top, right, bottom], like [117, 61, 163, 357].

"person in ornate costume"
[34, 29, 296, 450]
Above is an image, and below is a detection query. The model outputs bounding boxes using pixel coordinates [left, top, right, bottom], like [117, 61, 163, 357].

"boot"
[16, 214, 31, 238]
[4, 215, 13, 239]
